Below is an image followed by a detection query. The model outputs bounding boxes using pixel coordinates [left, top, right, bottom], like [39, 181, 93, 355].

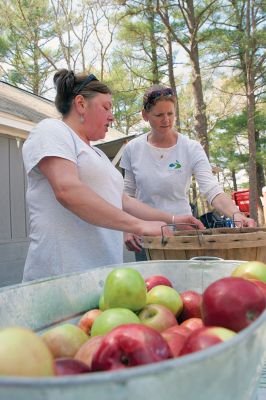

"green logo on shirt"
[169, 160, 181, 169]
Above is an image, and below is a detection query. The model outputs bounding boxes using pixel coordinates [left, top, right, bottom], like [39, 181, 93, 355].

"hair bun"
[54, 69, 75, 87]
[53, 69, 76, 100]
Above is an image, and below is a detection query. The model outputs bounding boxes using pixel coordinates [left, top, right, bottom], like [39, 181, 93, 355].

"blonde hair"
[143, 85, 176, 111]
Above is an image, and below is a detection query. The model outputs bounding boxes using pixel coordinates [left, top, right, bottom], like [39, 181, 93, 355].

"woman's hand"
[125, 221, 174, 251]
[233, 212, 256, 228]
[211, 193, 256, 228]
[124, 233, 143, 252]
[173, 215, 205, 230]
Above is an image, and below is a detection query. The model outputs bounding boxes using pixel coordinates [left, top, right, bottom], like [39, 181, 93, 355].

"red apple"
[162, 325, 191, 357]
[90, 323, 172, 371]
[202, 277, 266, 332]
[74, 335, 104, 369]
[145, 275, 173, 292]
[138, 304, 178, 332]
[179, 326, 236, 356]
[247, 279, 266, 299]
[78, 309, 102, 335]
[180, 317, 204, 332]
[54, 358, 91, 375]
[179, 290, 203, 322]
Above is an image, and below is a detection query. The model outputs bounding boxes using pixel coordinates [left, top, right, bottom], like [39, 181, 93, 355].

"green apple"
[146, 285, 183, 317]
[90, 308, 140, 336]
[99, 294, 107, 311]
[42, 323, 88, 358]
[231, 261, 266, 283]
[103, 267, 147, 311]
[0, 327, 55, 376]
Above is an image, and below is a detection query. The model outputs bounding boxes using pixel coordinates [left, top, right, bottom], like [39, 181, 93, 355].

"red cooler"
[232, 189, 250, 216]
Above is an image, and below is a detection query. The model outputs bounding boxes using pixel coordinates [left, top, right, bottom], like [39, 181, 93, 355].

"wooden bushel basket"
[143, 227, 266, 262]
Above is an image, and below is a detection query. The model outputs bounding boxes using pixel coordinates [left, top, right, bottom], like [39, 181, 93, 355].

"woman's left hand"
[233, 213, 256, 227]
[173, 215, 205, 230]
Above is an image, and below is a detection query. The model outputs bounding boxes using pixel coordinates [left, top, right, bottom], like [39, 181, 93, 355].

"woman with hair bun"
[22, 70, 204, 281]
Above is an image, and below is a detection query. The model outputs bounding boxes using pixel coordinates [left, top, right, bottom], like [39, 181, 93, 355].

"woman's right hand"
[125, 221, 174, 252]
[124, 233, 143, 252]
[173, 215, 205, 230]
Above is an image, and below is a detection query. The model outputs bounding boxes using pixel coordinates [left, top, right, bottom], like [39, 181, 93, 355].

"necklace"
[152, 146, 171, 160]
[147, 133, 177, 159]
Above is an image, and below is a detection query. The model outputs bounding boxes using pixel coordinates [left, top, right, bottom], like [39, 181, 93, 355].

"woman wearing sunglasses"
[22, 71, 204, 282]
[120, 85, 255, 260]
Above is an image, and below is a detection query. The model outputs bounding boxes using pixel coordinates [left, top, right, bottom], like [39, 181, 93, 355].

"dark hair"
[53, 69, 112, 115]
[143, 84, 176, 111]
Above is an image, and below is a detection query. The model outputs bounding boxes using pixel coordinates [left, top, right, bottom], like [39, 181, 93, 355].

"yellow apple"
[42, 323, 88, 358]
[231, 261, 266, 283]
[0, 327, 55, 377]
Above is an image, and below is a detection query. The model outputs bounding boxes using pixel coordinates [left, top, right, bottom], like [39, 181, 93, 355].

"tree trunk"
[163, 7, 181, 130]
[185, 0, 209, 157]
[189, 45, 209, 157]
[190, 176, 198, 217]
[256, 131, 265, 225]
[156, 0, 209, 155]
[167, 33, 181, 130]
[147, 5, 160, 84]
[231, 168, 237, 192]
[245, 0, 258, 223]
[246, 81, 258, 221]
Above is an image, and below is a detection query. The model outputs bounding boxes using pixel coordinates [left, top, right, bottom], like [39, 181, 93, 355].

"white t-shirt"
[23, 118, 124, 281]
[120, 133, 223, 215]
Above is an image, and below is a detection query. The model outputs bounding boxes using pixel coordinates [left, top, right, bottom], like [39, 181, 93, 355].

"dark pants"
[135, 248, 147, 262]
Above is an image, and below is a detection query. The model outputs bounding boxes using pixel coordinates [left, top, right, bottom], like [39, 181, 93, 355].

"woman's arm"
[211, 193, 256, 227]
[38, 156, 173, 236]
[191, 143, 255, 227]
[123, 169, 137, 197]
[122, 194, 205, 229]
[122, 194, 204, 252]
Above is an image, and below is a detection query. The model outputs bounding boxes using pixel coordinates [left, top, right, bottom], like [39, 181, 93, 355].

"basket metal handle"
[160, 223, 203, 246]
[232, 212, 244, 228]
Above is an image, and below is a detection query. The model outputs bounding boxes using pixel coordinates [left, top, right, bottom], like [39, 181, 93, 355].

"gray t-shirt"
[23, 118, 124, 281]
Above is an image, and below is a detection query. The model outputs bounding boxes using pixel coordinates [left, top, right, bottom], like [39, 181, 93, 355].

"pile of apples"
[0, 261, 265, 377]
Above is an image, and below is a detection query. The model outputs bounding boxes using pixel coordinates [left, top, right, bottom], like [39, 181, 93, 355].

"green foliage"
[209, 110, 266, 179]
[202, 0, 265, 91]
[0, 0, 62, 94]
[0, 35, 9, 57]
[107, 61, 146, 133]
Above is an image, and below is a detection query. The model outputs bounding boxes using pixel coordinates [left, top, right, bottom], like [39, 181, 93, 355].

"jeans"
[135, 248, 147, 262]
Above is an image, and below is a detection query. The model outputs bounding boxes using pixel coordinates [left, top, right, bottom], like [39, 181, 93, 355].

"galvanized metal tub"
[0, 260, 265, 400]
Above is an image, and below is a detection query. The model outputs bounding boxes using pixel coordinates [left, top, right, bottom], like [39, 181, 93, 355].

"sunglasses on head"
[143, 88, 175, 110]
[74, 74, 99, 95]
